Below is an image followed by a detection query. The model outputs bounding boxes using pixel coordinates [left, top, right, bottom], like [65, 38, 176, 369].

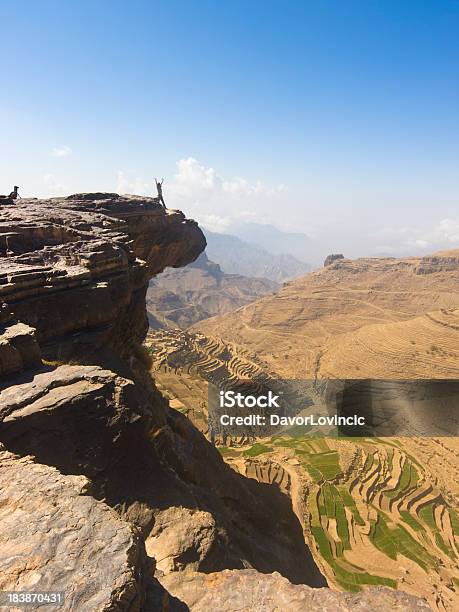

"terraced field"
[228, 435, 459, 610]
[195, 250, 459, 379]
[318, 309, 459, 379]
[145, 328, 286, 440]
[147, 329, 266, 384]
[145, 324, 459, 609]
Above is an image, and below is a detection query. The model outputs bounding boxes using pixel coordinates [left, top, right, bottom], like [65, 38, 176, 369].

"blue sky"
[1, 0, 458, 258]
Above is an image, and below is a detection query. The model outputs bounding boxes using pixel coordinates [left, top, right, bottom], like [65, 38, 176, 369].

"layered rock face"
[0, 194, 204, 370]
[0, 194, 206, 608]
[0, 195, 429, 610]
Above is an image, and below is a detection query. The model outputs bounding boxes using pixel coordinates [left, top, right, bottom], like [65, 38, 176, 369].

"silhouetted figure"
[155, 178, 166, 208]
[0, 186, 20, 205]
[9, 186, 20, 199]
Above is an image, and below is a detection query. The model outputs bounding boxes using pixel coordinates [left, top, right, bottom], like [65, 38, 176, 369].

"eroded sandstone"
[0, 193, 205, 362]
[161, 569, 431, 611]
[0, 447, 149, 611]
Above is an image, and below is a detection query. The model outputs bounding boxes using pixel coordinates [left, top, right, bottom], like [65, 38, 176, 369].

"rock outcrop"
[0, 355, 325, 589]
[0, 447, 150, 611]
[324, 253, 344, 266]
[161, 570, 430, 611]
[0, 194, 204, 366]
[0, 194, 322, 607]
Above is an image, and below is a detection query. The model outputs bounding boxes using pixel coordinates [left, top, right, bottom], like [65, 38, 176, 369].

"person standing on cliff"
[155, 178, 166, 208]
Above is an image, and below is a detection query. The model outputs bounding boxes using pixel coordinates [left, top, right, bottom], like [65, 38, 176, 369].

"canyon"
[0, 194, 431, 611]
[146, 252, 278, 329]
[148, 249, 459, 610]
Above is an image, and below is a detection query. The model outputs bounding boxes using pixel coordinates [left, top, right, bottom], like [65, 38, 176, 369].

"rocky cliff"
[0, 193, 204, 372]
[0, 195, 429, 610]
[161, 570, 430, 612]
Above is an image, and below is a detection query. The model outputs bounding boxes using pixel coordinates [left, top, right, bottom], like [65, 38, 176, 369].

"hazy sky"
[1, 0, 458, 259]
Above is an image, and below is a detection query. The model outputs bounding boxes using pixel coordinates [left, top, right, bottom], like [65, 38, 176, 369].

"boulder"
[0, 447, 150, 611]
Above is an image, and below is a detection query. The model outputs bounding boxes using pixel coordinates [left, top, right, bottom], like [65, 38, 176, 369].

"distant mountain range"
[204, 230, 311, 283]
[147, 252, 279, 329]
[227, 222, 311, 261]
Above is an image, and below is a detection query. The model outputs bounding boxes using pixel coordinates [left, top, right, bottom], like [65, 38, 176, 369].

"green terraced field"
[311, 524, 396, 592]
[450, 509, 459, 536]
[369, 511, 436, 571]
[217, 434, 459, 598]
[242, 442, 273, 457]
[297, 438, 459, 595]
[418, 502, 438, 531]
[271, 436, 341, 481]
[385, 460, 419, 499]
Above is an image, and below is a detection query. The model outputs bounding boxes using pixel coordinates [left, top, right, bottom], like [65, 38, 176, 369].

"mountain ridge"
[195, 249, 459, 379]
[204, 229, 311, 282]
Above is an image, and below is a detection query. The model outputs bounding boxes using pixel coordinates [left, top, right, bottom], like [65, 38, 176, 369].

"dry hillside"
[147, 252, 279, 329]
[195, 249, 459, 380]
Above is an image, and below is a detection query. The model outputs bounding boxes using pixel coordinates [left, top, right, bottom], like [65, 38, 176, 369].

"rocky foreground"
[0, 194, 429, 610]
[162, 570, 430, 611]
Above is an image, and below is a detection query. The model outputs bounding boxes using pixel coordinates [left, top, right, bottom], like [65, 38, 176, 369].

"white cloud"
[171, 157, 218, 195]
[169, 157, 286, 200]
[430, 218, 459, 244]
[165, 157, 287, 230]
[116, 171, 153, 196]
[371, 217, 459, 255]
[115, 157, 288, 231]
[51, 145, 72, 158]
[197, 214, 233, 233]
[43, 174, 66, 195]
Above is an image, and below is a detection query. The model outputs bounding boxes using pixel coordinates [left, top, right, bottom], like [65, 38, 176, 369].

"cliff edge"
[0, 193, 205, 373]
